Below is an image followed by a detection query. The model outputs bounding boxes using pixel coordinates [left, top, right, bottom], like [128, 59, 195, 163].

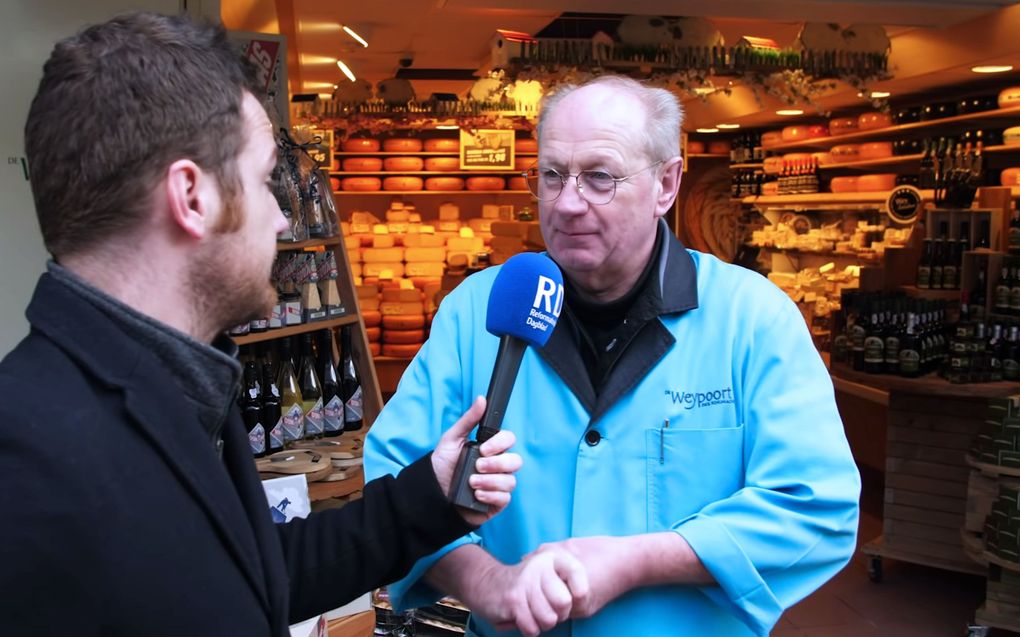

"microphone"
[448, 252, 563, 512]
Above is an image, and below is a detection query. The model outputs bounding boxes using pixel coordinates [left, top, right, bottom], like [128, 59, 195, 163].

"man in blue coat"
[365, 75, 861, 636]
[0, 13, 522, 635]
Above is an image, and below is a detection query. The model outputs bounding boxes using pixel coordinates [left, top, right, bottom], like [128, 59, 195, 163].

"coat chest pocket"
[645, 424, 745, 531]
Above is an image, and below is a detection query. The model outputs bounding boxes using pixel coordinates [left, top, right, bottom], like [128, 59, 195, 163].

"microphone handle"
[477, 334, 527, 443]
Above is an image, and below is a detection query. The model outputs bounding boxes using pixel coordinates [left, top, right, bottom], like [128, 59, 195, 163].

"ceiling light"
[336, 60, 357, 82]
[436, 124, 460, 130]
[318, 93, 332, 100]
[716, 123, 740, 129]
[692, 87, 715, 95]
[776, 109, 804, 116]
[869, 91, 891, 98]
[696, 128, 719, 133]
[341, 25, 369, 48]
[971, 64, 1013, 73]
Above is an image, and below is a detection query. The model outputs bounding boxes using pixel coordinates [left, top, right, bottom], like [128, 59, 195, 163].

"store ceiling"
[224, 0, 1020, 129]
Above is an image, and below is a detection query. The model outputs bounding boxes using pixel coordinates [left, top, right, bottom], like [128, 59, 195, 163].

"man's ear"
[654, 156, 684, 218]
[165, 159, 219, 239]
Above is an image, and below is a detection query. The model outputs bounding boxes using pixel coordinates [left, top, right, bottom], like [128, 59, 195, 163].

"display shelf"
[830, 362, 1020, 399]
[899, 285, 963, 301]
[755, 245, 882, 261]
[819, 154, 923, 170]
[966, 454, 1020, 480]
[330, 170, 526, 176]
[742, 189, 935, 206]
[277, 237, 343, 251]
[231, 314, 360, 346]
[688, 153, 729, 158]
[762, 105, 1020, 151]
[333, 190, 532, 196]
[729, 162, 764, 169]
[308, 472, 364, 502]
[334, 151, 537, 157]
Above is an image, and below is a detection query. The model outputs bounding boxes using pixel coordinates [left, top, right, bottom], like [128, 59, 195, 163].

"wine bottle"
[1009, 207, 1020, 256]
[261, 361, 285, 454]
[240, 361, 266, 458]
[339, 326, 364, 432]
[916, 238, 933, 289]
[863, 305, 886, 374]
[298, 333, 325, 439]
[317, 329, 344, 437]
[995, 265, 1012, 315]
[1004, 326, 1020, 381]
[898, 312, 921, 378]
[276, 338, 304, 445]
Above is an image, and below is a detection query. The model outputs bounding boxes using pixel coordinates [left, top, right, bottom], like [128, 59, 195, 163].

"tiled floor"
[773, 485, 1017, 636]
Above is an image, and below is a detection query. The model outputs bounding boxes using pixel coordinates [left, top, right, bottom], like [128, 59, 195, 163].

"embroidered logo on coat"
[664, 387, 735, 410]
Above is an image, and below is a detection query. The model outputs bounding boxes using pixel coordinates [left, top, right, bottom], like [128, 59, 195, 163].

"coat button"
[584, 430, 601, 446]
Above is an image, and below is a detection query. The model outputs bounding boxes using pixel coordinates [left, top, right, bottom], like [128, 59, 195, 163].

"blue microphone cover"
[485, 252, 563, 347]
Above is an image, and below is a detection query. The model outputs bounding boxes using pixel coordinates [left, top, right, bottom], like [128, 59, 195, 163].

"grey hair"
[535, 75, 684, 163]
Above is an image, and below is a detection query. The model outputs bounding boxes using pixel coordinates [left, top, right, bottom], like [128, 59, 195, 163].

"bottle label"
[884, 337, 900, 364]
[916, 266, 931, 289]
[930, 266, 944, 289]
[1005, 359, 1019, 380]
[269, 416, 285, 450]
[304, 398, 325, 437]
[323, 395, 344, 434]
[942, 266, 958, 290]
[849, 325, 866, 350]
[1011, 287, 1020, 311]
[832, 335, 849, 362]
[864, 336, 885, 363]
[997, 284, 1012, 309]
[248, 423, 266, 455]
[344, 386, 364, 423]
[1009, 227, 1020, 251]
[899, 349, 920, 373]
[282, 403, 304, 442]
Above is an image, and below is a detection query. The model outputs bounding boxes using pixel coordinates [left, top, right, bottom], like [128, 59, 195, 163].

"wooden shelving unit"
[232, 314, 360, 346]
[741, 189, 935, 206]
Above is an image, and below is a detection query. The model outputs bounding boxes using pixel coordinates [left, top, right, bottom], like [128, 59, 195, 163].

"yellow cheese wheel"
[761, 181, 780, 196]
[781, 125, 809, 141]
[514, 156, 535, 171]
[859, 142, 893, 160]
[424, 157, 461, 171]
[686, 140, 706, 154]
[828, 117, 858, 136]
[760, 131, 783, 148]
[329, 177, 341, 191]
[382, 138, 423, 152]
[343, 157, 383, 172]
[857, 173, 897, 191]
[466, 176, 505, 191]
[998, 87, 1020, 109]
[369, 342, 381, 357]
[508, 176, 528, 191]
[365, 326, 381, 342]
[383, 328, 425, 344]
[1004, 126, 1020, 146]
[829, 176, 859, 193]
[811, 151, 833, 166]
[342, 138, 380, 152]
[382, 343, 423, 358]
[383, 157, 424, 171]
[708, 140, 731, 155]
[515, 138, 538, 153]
[383, 176, 424, 191]
[806, 125, 828, 139]
[1000, 167, 1020, 186]
[424, 138, 460, 152]
[763, 157, 785, 174]
[829, 144, 861, 163]
[858, 112, 892, 131]
[383, 314, 426, 330]
[341, 177, 382, 191]
[424, 177, 465, 191]
[361, 310, 382, 327]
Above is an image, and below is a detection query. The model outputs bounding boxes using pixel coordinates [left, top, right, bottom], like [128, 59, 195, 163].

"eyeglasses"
[523, 161, 664, 205]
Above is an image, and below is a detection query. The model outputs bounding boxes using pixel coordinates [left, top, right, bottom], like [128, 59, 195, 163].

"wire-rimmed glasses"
[523, 161, 663, 205]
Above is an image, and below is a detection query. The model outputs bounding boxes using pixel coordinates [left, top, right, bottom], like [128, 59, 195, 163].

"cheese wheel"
[806, 125, 828, 139]
[859, 142, 893, 160]
[1000, 167, 1020, 186]
[381, 300, 424, 316]
[508, 176, 528, 191]
[424, 177, 465, 191]
[362, 247, 405, 263]
[514, 156, 535, 171]
[362, 262, 405, 278]
[361, 310, 382, 327]
[781, 125, 809, 141]
[424, 157, 461, 171]
[382, 343, 422, 358]
[829, 176, 859, 193]
[782, 152, 812, 164]
[857, 173, 897, 191]
[858, 112, 892, 131]
[999, 87, 1020, 109]
[424, 138, 459, 152]
[365, 326, 381, 342]
[369, 342, 381, 357]
[760, 131, 783, 148]
[343, 157, 383, 172]
[341, 177, 382, 191]
[761, 181, 780, 196]
[466, 176, 505, 191]
[405, 246, 447, 263]
[383, 157, 424, 171]
[382, 138, 423, 152]
[342, 138, 380, 152]
[383, 314, 426, 330]
[406, 262, 445, 277]
[828, 117, 858, 136]
[383, 176, 424, 191]
[515, 138, 538, 153]
[829, 144, 861, 163]
[811, 151, 833, 166]
[383, 328, 425, 344]
[686, 140, 706, 154]
[329, 177, 341, 191]
[708, 140, 730, 155]
[763, 157, 785, 175]
[1005, 126, 1020, 146]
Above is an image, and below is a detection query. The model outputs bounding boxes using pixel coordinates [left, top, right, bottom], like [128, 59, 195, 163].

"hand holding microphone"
[448, 253, 564, 513]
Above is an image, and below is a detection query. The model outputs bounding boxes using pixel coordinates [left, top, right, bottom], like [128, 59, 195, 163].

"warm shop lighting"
[692, 87, 716, 95]
[972, 65, 1013, 73]
[717, 123, 740, 129]
[870, 91, 891, 98]
[776, 109, 804, 116]
[696, 127, 720, 133]
[318, 93, 332, 100]
[341, 25, 369, 48]
[303, 81, 336, 90]
[436, 125, 460, 130]
[336, 60, 357, 82]
[300, 54, 339, 65]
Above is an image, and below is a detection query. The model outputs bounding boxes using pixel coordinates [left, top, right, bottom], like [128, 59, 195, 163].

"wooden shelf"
[742, 189, 935, 206]
[331, 170, 525, 176]
[334, 151, 537, 157]
[830, 362, 1020, 399]
[333, 190, 531, 196]
[231, 314, 360, 346]
[819, 154, 923, 170]
[756, 245, 881, 261]
[899, 285, 962, 301]
[308, 472, 365, 502]
[730, 162, 764, 169]
[277, 237, 342, 251]
[688, 153, 729, 158]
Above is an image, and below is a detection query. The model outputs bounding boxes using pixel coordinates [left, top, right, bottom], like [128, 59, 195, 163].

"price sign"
[460, 129, 515, 170]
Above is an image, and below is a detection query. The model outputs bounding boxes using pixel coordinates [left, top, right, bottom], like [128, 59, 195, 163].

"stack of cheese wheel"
[357, 284, 382, 357]
[380, 287, 426, 358]
[343, 234, 363, 280]
[361, 245, 405, 282]
[404, 233, 447, 285]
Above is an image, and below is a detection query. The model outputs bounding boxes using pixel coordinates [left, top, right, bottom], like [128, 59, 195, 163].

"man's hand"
[431, 396, 522, 525]
[531, 536, 634, 619]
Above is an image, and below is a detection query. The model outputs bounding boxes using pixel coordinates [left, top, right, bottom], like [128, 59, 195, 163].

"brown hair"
[24, 12, 259, 257]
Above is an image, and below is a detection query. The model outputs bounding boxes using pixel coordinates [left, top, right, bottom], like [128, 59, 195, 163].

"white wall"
[0, 0, 222, 357]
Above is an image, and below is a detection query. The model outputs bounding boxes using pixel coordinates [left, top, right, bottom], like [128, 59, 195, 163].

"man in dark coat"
[0, 12, 522, 635]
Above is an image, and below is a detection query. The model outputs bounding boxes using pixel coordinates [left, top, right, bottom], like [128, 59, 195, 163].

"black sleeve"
[278, 452, 474, 621]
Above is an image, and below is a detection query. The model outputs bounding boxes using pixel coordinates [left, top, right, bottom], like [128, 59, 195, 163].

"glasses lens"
[525, 167, 563, 201]
[578, 171, 617, 205]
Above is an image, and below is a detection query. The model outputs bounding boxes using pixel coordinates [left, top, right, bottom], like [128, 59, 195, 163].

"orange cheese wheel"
[858, 112, 892, 131]
[508, 176, 528, 191]
[1005, 126, 1020, 145]
[686, 140, 706, 154]
[781, 152, 812, 164]
[365, 326, 382, 342]
[708, 140, 730, 155]
[329, 177, 341, 191]
[382, 138, 423, 152]
[859, 142, 893, 160]
[998, 87, 1020, 109]
[466, 176, 505, 191]
[1000, 167, 1020, 186]
[829, 176, 859, 193]
[383, 314, 426, 330]
[806, 125, 828, 139]
[761, 181, 780, 196]
[829, 144, 861, 163]
[781, 125, 809, 141]
[383, 156, 424, 171]
[515, 138, 538, 153]
[383, 176, 424, 191]
[811, 151, 833, 166]
[361, 310, 382, 327]
[343, 157, 383, 172]
[369, 342, 381, 357]
[383, 343, 422, 358]
[424, 138, 460, 152]
[424, 177, 465, 191]
[424, 157, 461, 171]
[761, 131, 783, 148]
[342, 138, 380, 152]
[857, 173, 897, 191]
[383, 328, 425, 344]
[828, 117, 858, 136]
[763, 157, 785, 174]
[514, 156, 535, 171]
[341, 177, 382, 191]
